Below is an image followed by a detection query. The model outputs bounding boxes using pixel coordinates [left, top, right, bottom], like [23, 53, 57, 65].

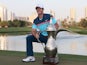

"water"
[0, 31, 87, 56]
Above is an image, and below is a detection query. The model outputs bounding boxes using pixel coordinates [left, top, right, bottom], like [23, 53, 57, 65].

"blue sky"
[0, 0, 87, 19]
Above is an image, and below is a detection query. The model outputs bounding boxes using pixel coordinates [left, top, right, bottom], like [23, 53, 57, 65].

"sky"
[0, 0, 87, 20]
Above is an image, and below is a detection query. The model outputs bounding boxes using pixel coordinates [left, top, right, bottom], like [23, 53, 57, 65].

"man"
[22, 4, 59, 62]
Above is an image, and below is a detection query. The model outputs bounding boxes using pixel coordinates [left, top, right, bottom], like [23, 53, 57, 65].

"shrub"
[0, 21, 8, 27]
[79, 18, 87, 28]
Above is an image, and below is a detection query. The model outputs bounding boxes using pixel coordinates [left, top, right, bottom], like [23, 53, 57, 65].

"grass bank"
[0, 27, 87, 35]
[67, 27, 87, 35]
[0, 27, 32, 35]
[0, 50, 87, 65]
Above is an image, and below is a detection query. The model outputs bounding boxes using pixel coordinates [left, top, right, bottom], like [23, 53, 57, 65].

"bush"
[19, 20, 27, 27]
[61, 19, 68, 28]
[8, 20, 14, 27]
[79, 18, 87, 28]
[12, 20, 21, 27]
[8, 20, 29, 27]
[0, 19, 32, 28]
[0, 21, 8, 27]
[26, 22, 32, 26]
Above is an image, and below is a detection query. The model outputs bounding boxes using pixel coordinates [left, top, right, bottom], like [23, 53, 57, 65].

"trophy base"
[43, 56, 59, 65]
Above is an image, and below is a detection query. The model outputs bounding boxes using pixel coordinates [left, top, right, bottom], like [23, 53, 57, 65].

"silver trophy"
[43, 18, 59, 65]
[41, 18, 69, 65]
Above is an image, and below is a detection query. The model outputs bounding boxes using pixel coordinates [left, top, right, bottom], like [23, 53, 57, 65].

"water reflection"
[0, 35, 7, 50]
[0, 34, 27, 51]
[56, 31, 87, 56]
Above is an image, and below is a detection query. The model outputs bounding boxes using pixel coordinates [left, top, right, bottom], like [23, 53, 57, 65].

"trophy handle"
[56, 29, 69, 36]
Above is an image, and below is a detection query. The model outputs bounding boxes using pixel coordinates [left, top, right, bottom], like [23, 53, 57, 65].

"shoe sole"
[22, 60, 36, 63]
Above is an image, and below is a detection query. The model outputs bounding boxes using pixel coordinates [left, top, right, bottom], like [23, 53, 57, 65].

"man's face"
[36, 7, 44, 15]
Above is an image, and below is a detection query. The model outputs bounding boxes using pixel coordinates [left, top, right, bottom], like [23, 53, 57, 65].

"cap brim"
[35, 7, 44, 9]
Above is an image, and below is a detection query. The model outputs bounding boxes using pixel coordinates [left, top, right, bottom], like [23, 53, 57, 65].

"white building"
[0, 4, 8, 21]
[85, 7, 87, 18]
[15, 16, 29, 22]
[70, 8, 76, 21]
[8, 11, 15, 21]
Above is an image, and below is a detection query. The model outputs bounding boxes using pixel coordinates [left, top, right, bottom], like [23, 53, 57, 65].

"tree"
[0, 18, 1, 22]
[12, 20, 21, 27]
[8, 20, 13, 27]
[0, 21, 8, 28]
[26, 22, 32, 26]
[19, 20, 27, 27]
[61, 19, 69, 28]
[79, 18, 87, 28]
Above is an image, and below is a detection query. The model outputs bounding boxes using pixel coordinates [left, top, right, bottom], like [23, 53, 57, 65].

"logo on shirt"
[37, 19, 50, 26]
[45, 19, 48, 22]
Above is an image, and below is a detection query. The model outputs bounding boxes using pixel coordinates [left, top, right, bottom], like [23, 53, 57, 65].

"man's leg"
[39, 34, 48, 44]
[22, 35, 38, 62]
[26, 35, 38, 56]
[26, 34, 48, 56]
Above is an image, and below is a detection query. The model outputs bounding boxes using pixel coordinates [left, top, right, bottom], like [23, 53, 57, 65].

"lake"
[0, 31, 87, 56]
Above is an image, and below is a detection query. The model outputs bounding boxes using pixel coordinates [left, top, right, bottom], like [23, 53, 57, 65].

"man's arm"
[32, 29, 39, 39]
[32, 29, 37, 37]
[32, 23, 39, 39]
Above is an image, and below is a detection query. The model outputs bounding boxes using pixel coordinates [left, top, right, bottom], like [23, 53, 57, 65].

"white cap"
[36, 4, 44, 9]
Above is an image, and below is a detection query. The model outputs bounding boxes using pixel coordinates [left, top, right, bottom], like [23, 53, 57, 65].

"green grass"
[0, 50, 87, 65]
[0, 27, 32, 35]
[0, 27, 87, 35]
[67, 27, 87, 35]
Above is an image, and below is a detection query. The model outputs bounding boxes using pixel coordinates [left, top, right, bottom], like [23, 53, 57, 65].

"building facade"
[0, 5, 7, 21]
[9, 12, 15, 21]
[85, 7, 87, 18]
[70, 8, 76, 21]
[15, 16, 29, 22]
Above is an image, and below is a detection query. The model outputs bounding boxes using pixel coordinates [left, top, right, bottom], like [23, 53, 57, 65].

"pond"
[0, 31, 87, 56]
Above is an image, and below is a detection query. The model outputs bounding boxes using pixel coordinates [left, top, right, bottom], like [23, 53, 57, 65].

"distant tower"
[85, 7, 87, 18]
[10, 12, 15, 21]
[0, 4, 8, 21]
[70, 8, 76, 21]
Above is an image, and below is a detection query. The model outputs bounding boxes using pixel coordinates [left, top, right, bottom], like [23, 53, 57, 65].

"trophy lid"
[47, 18, 56, 31]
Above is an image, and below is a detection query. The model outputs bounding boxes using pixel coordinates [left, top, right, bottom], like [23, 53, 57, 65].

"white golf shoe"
[22, 56, 35, 62]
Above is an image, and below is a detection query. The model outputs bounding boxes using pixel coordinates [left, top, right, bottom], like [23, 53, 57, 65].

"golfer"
[22, 4, 59, 62]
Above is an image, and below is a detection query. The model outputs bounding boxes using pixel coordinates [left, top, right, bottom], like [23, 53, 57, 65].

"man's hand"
[55, 23, 59, 30]
[35, 33, 39, 39]
[32, 29, 39, 39]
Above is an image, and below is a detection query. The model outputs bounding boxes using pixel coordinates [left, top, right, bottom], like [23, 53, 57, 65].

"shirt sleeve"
[32, 24, 37, 29]
[52, 18, 57, 24]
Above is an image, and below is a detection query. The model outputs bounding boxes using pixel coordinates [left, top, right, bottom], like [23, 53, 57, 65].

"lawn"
[0, 27, 87, 35]
[67, 27, 87, 35]
[0, 27, 32, 35]
[0, 50, 87, 65]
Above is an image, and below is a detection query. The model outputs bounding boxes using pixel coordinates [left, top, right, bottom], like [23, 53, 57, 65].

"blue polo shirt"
[32, 14, 57, 36]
